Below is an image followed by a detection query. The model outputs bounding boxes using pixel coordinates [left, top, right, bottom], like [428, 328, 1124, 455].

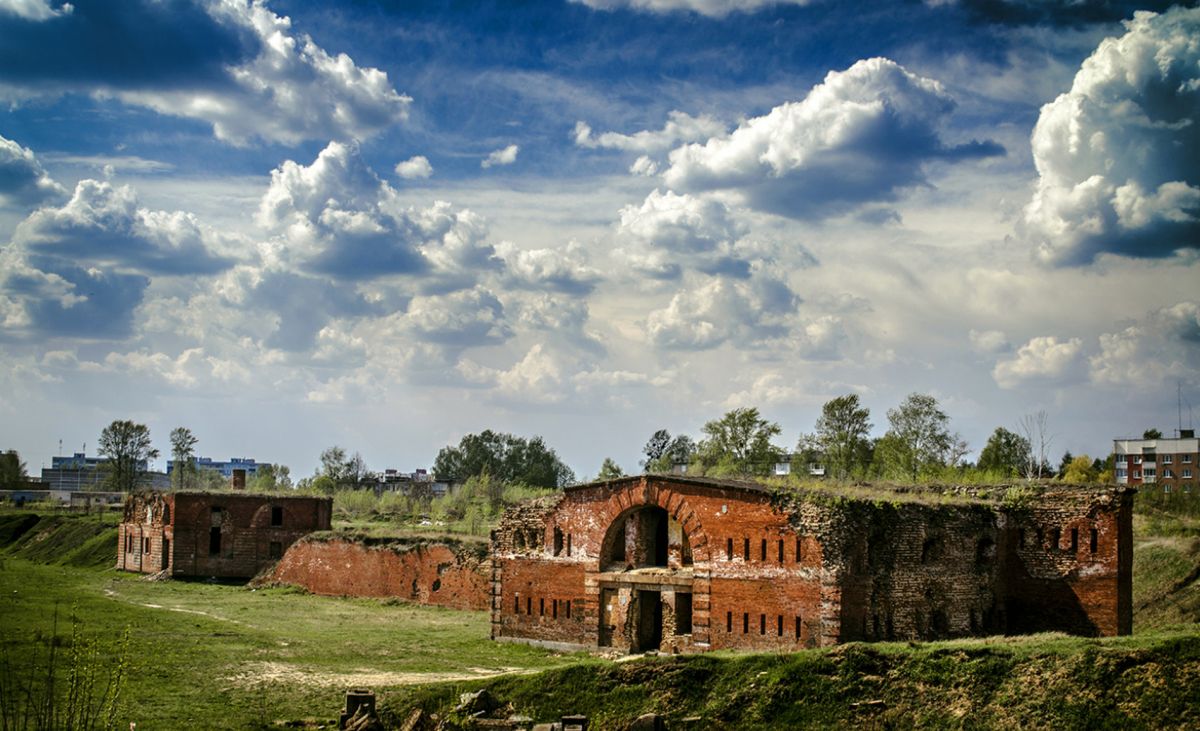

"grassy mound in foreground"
[390, 632, 1200, 729]
[0, 511, 119, 568]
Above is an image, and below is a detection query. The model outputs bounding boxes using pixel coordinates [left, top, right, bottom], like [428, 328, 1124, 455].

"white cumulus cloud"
[394, 155, 433, 179]
[645, 267, 800, 349]
[481, 144, 520, 169]
[1090, 301, 1200, 390]
[1022, 7, 1200, 265]
[992, 335, 1086, 389]
[662, 57, 1002, 219]
[0, 135, 66, 207]
[116, 0, 410, 145]
[574, 111, 725, 153]
[0, 0, 71, 21]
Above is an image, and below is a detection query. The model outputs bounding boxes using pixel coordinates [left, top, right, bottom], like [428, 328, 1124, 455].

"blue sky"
[1, 0, 1197, 479]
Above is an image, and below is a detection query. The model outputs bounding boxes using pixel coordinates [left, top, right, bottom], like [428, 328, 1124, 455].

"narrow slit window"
[759, 614, 766, 635]
[796, 537, 803, 563]
[727, 537, 734, 560]
[540, 598, 545, 616]
[552, 599, 558, 619]
[567, 534, 572, 556]
[795, 616, 802, 639]
[742, 612, 749, 634]
[526, 597, 532, 615]
[778, 539, 784, 563]
[777, 615, 783, 636]
[726, 611, 732, 633]
[514, 595, 519, 613]
[761, 538, 767, 561]
[566, 600, 572, 619]
[743, 538, 750, 561]
[1070, 527, 1079, 552]
[1089, 528, 1098, 553]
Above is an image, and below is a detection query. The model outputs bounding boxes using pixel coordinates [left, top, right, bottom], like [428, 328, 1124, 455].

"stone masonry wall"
[264, 536, 490, 611]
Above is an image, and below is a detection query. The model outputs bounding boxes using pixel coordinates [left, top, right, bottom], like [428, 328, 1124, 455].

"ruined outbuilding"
[118, 491, 332, 579]
[491, 476, 1133, 653]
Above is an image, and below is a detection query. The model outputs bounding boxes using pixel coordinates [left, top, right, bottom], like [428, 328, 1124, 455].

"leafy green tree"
[98, 420, 159, 492]
[318, 446, 369, 489]
[814, 394, 873, 479]
[880, 394, 952, 480]
[0, 450, 28, 489]
[695, 407, 783, 476]
[642, 431, 696, 473]
[977, 427, 1031, 477]
[597, 458, 625, 480]
[247, 463, 292, 492]
[1143, 428, 1162, 439]
[1063, 455, 1098, 484]
[169, 427, 198, 490]
[433, 430, 574, 488]
[1057, 451, 1074, 479]
[642, 430, 671, 465]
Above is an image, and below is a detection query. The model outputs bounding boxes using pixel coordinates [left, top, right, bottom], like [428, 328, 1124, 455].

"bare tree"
[1017, 411, 1054, 480]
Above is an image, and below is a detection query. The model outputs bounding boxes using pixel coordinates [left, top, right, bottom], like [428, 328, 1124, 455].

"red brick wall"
[493, 477, 1134, 653]
[264, 538, 490, 611]
[1003, 490, 1133, 637]
[118, 492, 331, 579]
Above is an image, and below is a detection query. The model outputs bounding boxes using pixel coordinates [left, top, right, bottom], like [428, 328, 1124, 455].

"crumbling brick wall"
[262, 535, 491, 610]
[118, 491, 332, 579]
[492, 476, 1134, 653]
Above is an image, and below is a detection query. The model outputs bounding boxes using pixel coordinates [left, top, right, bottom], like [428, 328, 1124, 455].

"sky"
[0, 0, 1197, 479]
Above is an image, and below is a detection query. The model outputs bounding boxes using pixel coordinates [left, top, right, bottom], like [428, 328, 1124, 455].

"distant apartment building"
[1113, 430, 1198, 493]
[40, 452, 162, 491]
[168, 457, 261, 488]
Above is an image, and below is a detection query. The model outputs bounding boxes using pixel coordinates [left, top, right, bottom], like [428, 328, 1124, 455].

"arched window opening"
[601, 506, 670, 569]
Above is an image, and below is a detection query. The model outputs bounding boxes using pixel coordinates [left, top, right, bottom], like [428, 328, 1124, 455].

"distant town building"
[1113, 430, 1198, 493]
[167, 456, 261, 480]
[40, 452, 162, 491]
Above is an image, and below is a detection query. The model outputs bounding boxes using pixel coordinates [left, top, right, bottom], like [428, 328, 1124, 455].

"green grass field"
[1, 504, 1199, 729]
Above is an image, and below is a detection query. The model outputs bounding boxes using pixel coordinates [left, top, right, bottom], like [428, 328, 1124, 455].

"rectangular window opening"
[270, 506, 283, 527]
[1089, 528, 1098, 553]
[743, 538, 750, 561]
[759, 614, 766, 635]
[676, 593, 693, 635]
[566, 600, 572, 619]
[514, 595, 519, 613]
[777, 615, 783, 636]
[726, 537, 733, 560]
[1070, 527, 1079, 553]
[742, 612, 749, 634]
[208, 526, 221, 556]
[526, 597, 532, 615]
[778, 539, 784, 563]
[726, 611, 733, 633]
[760, 539, 767, 561]
[552, 599, 558, 619]
[540, 598, 545, 616]
[795, 537, 803, 563]
[795, 616, 802, 639]
[269, 541, 282, 559]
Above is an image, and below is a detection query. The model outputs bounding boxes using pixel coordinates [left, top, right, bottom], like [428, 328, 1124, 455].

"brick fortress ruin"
[491, 475, 1133, 653]
[118, 491, 332, 579]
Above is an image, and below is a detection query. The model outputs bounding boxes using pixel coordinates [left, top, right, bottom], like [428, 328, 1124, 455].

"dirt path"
[224, 661, 537, 689]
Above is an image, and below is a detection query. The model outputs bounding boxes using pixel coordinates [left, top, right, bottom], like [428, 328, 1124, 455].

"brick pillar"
[583, 567, 601, 646]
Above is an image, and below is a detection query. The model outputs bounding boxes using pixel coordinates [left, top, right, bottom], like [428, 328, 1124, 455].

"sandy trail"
[225, 661, 536, 688]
